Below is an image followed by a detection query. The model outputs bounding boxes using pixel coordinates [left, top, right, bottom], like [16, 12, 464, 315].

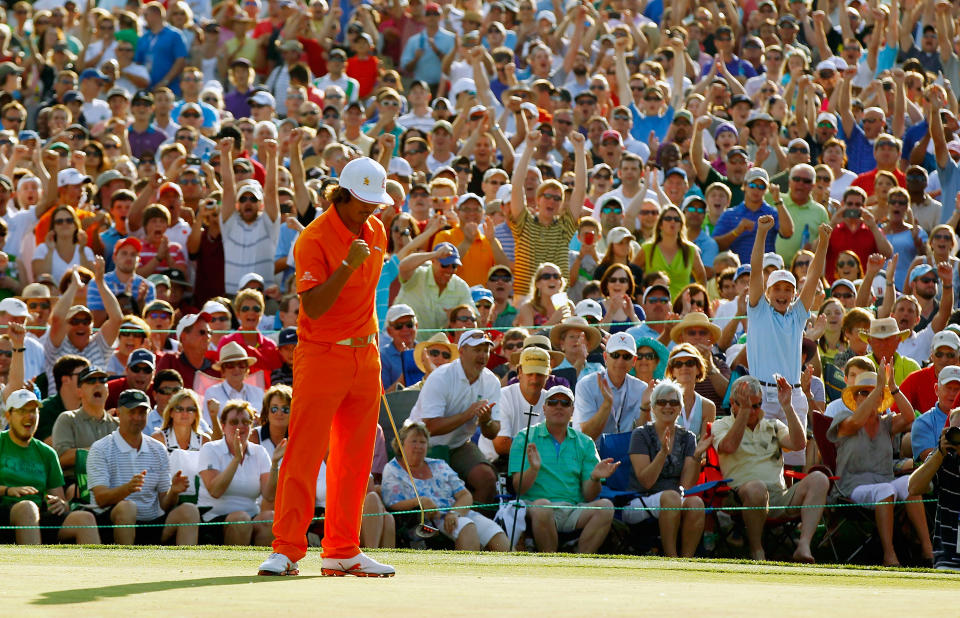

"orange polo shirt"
[295, 203, 387, 344]
[433, 225, 495, 287]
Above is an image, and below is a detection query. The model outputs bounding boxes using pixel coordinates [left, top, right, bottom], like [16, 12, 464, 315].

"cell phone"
[584, 231, 595, 244]
[842, 208, 861, 219]
[186, 156, 202, 166]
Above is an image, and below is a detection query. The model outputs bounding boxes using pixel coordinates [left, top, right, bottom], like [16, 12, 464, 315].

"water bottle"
[800, 224, 810, 249]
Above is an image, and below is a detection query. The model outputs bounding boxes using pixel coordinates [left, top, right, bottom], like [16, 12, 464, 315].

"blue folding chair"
[595, 431, 639, 507]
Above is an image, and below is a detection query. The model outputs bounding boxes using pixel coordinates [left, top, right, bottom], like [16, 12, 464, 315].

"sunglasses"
[836, 259, 858, 268]
[792, 260, 811, 269]
[54, 217, 74, 225]
[917, 277, 938, 284]
[934, 350, 958, 359]
[391, 320, 414, 330]
[646, 296, 670, 304]
[129, 365, 153, 374]
[540, 193, 563, 202]
[82, 376, 110, 384]
[69, 316, 92, 326]
[600, 207, 622, 214]
[502, 341, 523, 351]
[238, 195, 260, 203]
[427, 349, 452, 359]
[661, 215, 682, 223]
[119, 330, 146, 339]
[545, 398, 572, 407]
[537, 273, 561, 281]
[791, 176, 813, 184]
[832, 292, 853, 299]
[148, 311, 171, 320]
[747, 181, 767, 190]
[454, 315, 477, 323]
[640, 210, 659, 216]
[156, 386, 182, 396]
[635, 352, 658, 360]
[607, 277, 629, 284]
[454, 165, 471, 173]
[181, 112, 201, 119]
[227, 418, 253, 426]
[240, 305, 262, 313]
[270, 405, 291, 414]
[609, 351, 636, 361]
[670, 358, 699, 368]
[816, 176, 831, 183]
[888, 199, 908, 207]
[932, 233, 953, 241]
[174, 406, 198, 414]
[27, 301, 51, 311]
[655, 399, 681, 407]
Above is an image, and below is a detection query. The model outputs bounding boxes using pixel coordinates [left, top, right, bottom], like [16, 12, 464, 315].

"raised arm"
[931, 261, 954, 332]
[566, 132, 587, 220]
[218, 137, 237, 223]
[261, 139, 280, 223]
[288, 129, 311, 217]
[48, 269, 83, 347]
[510, 131, 539, 220]
[398, 246, 451, 283]
[690, 116, 712, 183]
[749, 215, 775, 306]
[799, 224, 832, 311]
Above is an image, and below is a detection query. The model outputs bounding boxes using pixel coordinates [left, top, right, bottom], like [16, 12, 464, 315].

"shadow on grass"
[32, 575, 318, 605]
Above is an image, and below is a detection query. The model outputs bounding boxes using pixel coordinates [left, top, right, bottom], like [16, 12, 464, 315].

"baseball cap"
[201, 300, 229, 317]
[664, 167, 687, 181]
[127, 348, 156, 370]
[470, 286, 494, 306]
[77, 366, 107, 383]
[158, 181, 183, 197]
[388, 157, 413, 178]
[79, 68, 106, 82]
[432, 119, 453, 134]
[735, 264, 752, 280]
[642, 283, 670, 304]
[606, 332, 637, 355]
[238, 272, 265, 289]
[909, 263, 935, 282]
[600, 130, 623, 145]
[248, 91, 276, 107]
[57, 168, 91, 188]
[932, 331, 960, 352]
[456, 193, 483, 210]
[236, 181, 264, 202]
[543, 385, 574, 402]
[519, 346, 551, 376]
[433, 242, 462, 267]
[682, 194, 706, 210]
[18, 130, 38, 142]
[147, 274, 171, 289]
[449, 77, 476, 100]
[6, 389, 38, 410]
[762, 252, 784, 270]
[483, 168, 508, 182]
[164, 268, 191, 288]
[0, 298, 28, 318]
[117, 389, 150, 410]
[107, 87, 130, 100]
[725, 146, 749, 162]
[745, 167, 769, 184]
[339, 157, 393, 205]
[458, 329, 493, 348]
[278, 326, 298, 347]
[730, 94, 753, 108]
[386, 304, 416, 324]
[143, 299, 174, 315]
[766, 269, 797, 290]
[95, 170, 133, 191]
[938, 365, 960, 385]
[133, 89, 154, 104]
[831, 278, 855, 293]
[575, 298, 603, 321]
[62, 90, 84, 105]
[607, 226, 633, 245]
[175, 312, 211, 340]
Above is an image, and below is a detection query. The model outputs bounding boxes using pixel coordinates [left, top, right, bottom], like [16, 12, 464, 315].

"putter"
[381, 391, 438, 539]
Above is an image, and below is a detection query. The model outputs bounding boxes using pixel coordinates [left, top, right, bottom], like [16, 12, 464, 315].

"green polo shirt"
[493, 304, 517, 329]
[774, 195, 830, 263]
[869, 353, 921, 387]
[508, 422, 600, 504]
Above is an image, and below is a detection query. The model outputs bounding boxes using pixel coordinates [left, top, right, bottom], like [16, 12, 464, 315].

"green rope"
[0, 497, 935, 529]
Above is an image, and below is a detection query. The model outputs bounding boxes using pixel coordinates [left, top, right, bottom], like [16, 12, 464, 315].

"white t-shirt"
[198, 438, 272, 520]
[408, 360, 502, 448]
[84, 39, 118, 68]
[114, 63, 150, 98]
[2, 206, 37, 258]
[477, 382, 545, 462]
[898, 325, 933, 366]
[32, 243, 95, 286]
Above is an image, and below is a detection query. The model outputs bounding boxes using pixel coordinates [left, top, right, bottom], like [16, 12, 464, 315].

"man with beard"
[51, 366, 118, 483]
[87, 238, 155, 326]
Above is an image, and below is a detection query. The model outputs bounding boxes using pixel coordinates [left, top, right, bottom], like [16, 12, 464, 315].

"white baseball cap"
[932, 330, 960, 352]
[176, 312, 211, 340]
[762, 252, 784, 270]
[238, 272, 265, 289]
[606, 332, 637, 356]
[57, 168, 91, 187]
[385, 304, 416, 324]
[938, 365, 960, 385]
[0, 298, 28, 318]
[575, 298, 603, 321]
[544, 384, 574, 401]
[449, 77, 476, 100]
[5, 388, 38, 410]
[766, 269, 797, 290]
[456, 193, 483, 209]
[339, 157, 394, 205]
[236, 181, 263, 201]
[745, 167, 769, 184]
[496, 184, 512, 201]
[247, 91, 276, 107]
[458, 329, 493, 348]
[388, 156, 413, 177]
[201, 300, 230, 316]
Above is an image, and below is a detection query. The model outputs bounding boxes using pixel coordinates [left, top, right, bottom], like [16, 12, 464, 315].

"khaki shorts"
[724, 483, 800, 512]
[526, 501, 582, 534]
[449, 441, 490, 481]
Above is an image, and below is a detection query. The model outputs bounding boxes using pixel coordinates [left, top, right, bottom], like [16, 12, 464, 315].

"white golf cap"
[607, 226, 634, 246]
[201, 300, 230, 316]
[385, 304, 416, 324]
[238, 272, 265, 289]
[766, 269, 797, 290]
[744, 167, 769, 184]
[938, 365, 960, 385]
[449, 77, 476, 100]
[388, 156, 413, 177]
[575, 298, 603, 321]
[605, 332, 637, 355]
[57, 168, 91, 187]
[0, 298, 28, 317]
[536, 9, 557, 24]
[483, 168, 509, 182]
[339, 157, 394, 205]
[236, 181, 264, 201]
[932, 330, 960, 352]
[456, 193, 483, 209]
[458, 329, 493, 348]
[496, 184, 512, 201]
[543, 384, 574, 401]
[5, 388, 38, 410]
[762, 252, 784, 270]
[816, 111, 838, 128]
[176, 312, 211, 340]
[248, 91, 276, 107]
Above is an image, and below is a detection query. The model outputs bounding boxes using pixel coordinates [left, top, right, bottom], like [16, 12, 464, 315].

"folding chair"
[810, 410, 879, 564]
[594, 431, 662, 555]
[72, 448, 90, 506]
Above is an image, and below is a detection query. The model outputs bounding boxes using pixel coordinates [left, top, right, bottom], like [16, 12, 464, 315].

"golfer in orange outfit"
[259, 157, 395, 577]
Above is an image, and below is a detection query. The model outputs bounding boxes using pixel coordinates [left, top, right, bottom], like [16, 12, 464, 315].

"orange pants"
[272, 341, 380, 561]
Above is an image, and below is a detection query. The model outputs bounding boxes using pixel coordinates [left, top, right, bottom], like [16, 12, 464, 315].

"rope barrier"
[0, 497, 935, 529]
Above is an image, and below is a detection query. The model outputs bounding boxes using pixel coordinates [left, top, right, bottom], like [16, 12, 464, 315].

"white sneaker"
[321, 553, 395, 578]
[258, 552, 299, 576]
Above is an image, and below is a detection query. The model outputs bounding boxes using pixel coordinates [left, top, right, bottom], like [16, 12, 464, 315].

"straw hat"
[213, 341, 256, 371]
[549, 316, 602, 351]
[859, 317, 910, 343]
[509, 335, 564, 367]
[841, 372, 894, 413]
[669, 312, 722, 344]
[414, 333, 459, 374]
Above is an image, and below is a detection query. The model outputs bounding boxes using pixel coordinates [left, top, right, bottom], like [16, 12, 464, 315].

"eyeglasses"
[662, 215, 682, 223]
[747, 181, 767, 190]
[609, 351, 636, 361]
[427, 349, 452, 359]
[129, 364, 153, 374]
[270, 405, 291, 414]
[635, 352, 658, 360]
[540, 193, 562, 202]
[790, 176, 813, 184]
[670, 359, 699, 368]
[69, 316, 92, 326]
[240, 305, 262, 313]
[607, 277, 629, 284]
[238, 196, 260, 203]
[655, 399, 681, 407]
[836, 259, 858, 268]
[646, 296, 670, 304]
[545, 398, 572, 407]
[148, 311, 171, 320]
[82, 376, 109, 384]
[156, 386, 182, 396]
[537, 273, 561, 281]
[227, 418, 253, 426]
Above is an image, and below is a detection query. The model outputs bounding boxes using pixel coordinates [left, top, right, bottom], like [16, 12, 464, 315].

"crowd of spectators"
[1, 0, 960, 570]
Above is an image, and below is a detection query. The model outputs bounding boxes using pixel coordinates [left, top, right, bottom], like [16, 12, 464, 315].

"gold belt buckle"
[337, 335, 374, 347]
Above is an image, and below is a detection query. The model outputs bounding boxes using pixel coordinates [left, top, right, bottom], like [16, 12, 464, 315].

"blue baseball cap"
[62, 90, 84, 104]
[126, 348, 155, 370]
[79, 68, 106, 82]
[735, 264, 751, 280]
[434, 242, 462, 267]
[278, 326, 298, 347]
[909, 263, 935, 282]
[18, 130, 38, 142]
[664, 167, 687, 181]
[470, 286, 494, 305]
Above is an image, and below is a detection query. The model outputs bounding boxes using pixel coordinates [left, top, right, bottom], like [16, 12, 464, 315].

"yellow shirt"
[711, 415, 790, 491]
[433, 225, 495, 287]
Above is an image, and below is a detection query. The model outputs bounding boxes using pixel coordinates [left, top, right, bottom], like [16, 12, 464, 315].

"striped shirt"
[87, 431, 171, 521]
[933, 452, 960, 570]
[42, 331, 113, 394]
[221, 212, 280, 294]
[508, 209, 577, 297]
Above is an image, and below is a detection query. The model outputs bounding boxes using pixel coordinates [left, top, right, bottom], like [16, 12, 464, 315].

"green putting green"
[4, 547, 957, 615]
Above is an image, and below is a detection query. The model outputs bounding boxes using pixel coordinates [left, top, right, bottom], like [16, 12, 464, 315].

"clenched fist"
[345, 239, 371, 269]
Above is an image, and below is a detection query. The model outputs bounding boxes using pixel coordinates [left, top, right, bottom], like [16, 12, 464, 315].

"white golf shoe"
[258, 552, 299, 576]
[321, 552, 395, 577]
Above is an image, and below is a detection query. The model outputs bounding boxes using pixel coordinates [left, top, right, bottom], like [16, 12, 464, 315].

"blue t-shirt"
[274, 226, 298, 290]
[629, 104, 674, 142]
[912, 405, 947, 460]
[939, 156, 960, 225]
[886, 227, 928, 290]
[376, 255, 400, 326]
[838, 121, 875, 175]
[86, 271, 156, 312]
[693, 227, 719, 269]
[746, 295, 807, 384]
[399, 29, 456, 85]
[99, 227, 125, 272]
[711, 201, 780, 264]
[134, 25, 188, 95]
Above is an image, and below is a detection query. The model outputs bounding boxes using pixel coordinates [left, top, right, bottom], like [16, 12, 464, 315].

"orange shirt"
[35, 208, 99, 248]
[295, 204, 387, 344]
[433, 225, 495, 287]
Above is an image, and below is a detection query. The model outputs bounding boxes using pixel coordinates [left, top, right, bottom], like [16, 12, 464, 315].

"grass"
[2, 546, 958, 616]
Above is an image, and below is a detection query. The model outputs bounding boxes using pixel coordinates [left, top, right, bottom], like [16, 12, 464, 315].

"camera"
[946, 426, 960, 446]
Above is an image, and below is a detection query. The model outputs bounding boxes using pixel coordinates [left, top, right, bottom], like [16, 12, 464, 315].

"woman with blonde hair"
[217, 287, 282, 375]
[664, 344, 716, 442]
[633, 206, 706, 301]
[152, 389, 210, 504]
[905, 224, 960, 297]
[250, 384, 292, 456]
[515, 262, 574, 327]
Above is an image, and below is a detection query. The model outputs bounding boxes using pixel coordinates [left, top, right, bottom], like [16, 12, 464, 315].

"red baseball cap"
[601, 129, 623, 145]
[114, 237, 142, 254]
[158, 182, 183, 197]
